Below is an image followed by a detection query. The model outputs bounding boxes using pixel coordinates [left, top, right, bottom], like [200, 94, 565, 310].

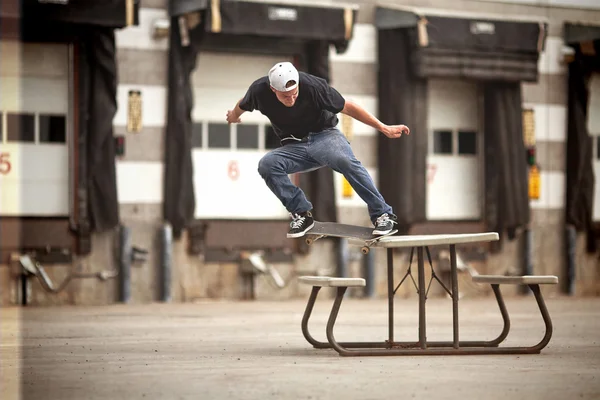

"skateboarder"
[226, 62, 409, 238]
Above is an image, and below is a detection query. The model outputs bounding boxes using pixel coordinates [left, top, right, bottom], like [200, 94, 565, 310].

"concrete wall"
[3, 0, 600, 306]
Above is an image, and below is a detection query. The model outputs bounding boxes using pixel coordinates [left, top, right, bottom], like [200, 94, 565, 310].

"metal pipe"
[362, 248, 375, 298]
[118, 225, 131, 303]
[337, 237, 348, 278]
[522, 227, 534, 295]
[160, 223, 173, 302]
[566, 224, 576, 295]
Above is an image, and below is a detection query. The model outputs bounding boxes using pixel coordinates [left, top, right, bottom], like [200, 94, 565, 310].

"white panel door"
[589, 74, 600, 221]
[426, 79, 482, 220]
[0, 41, 70, 216]
[191, 52, 293, 220]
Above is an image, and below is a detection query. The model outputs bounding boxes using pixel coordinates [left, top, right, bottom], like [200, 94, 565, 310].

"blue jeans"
[257, 127, 393, 224]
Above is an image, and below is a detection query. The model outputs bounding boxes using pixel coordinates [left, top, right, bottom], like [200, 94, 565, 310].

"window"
[208, 123, 230, 149]
[192, 122, 203, 148]
[265, 125, 280, 149]
[39, 114, 66, 143]
[193, 122, 283, 151]
[7, 112, 35, 142]
[237, 124, 259, 149]
[431, 129, 479, 156]
[458, 131, 477, 155]
[433, 130, 452, 154]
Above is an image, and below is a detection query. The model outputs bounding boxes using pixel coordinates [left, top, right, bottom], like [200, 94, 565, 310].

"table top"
[348, 232, 499, 248]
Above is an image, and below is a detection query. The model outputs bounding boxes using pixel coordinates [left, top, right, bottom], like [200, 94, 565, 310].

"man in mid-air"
[226, 62, 409, 238]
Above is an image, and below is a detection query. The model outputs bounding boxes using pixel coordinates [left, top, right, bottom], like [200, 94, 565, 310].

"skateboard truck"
[305, 230, 397, 254]
[360, 230, 398, 254]
[305, 235, 325, 245]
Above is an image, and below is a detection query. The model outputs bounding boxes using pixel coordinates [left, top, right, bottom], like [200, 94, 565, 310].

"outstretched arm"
[341, 99, 409, 138]
[226, 99, 247, 124]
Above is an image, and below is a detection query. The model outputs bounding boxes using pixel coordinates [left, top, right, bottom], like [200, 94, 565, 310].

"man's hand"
[381, 124, 410, 139]
[226, 109, 242, 124]
[341, 100, 410, 139]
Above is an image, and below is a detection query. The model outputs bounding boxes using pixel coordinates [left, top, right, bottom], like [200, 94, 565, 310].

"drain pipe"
[160, 223, 173, 302]
[566, 224, 577, 295]
[21, 274, 29, 306]
[118, 225, 131, 303]
[362, 249, 375, 298]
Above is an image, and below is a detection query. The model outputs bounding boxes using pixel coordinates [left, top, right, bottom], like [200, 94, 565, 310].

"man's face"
[272, 86, 299, 107]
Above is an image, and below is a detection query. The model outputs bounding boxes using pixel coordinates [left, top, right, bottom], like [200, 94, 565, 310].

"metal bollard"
[118, 225, 131, 303]
[160, 224, 173, 302]
[566, 225, 576, 296]
[362, 249, 375, 298]
[337, 237, 349, 278]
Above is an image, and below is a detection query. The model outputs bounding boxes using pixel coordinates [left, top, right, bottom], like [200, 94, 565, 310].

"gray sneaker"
[373, 213, 397, 235]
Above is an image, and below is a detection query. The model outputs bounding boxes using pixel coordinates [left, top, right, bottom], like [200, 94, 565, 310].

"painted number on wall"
[427, 163, 437, 184]
[0, 153, 11, 175]
[228, 160, 239, 181]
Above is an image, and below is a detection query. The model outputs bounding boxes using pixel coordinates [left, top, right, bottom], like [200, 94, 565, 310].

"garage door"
[426, 79, 483, 220]
[191, 52, 293, 220]
[590, 74, 600, 221]
[0, 41, 70, 217]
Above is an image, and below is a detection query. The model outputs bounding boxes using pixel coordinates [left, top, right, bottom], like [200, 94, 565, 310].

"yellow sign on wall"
[127, 90, 143, 133]
[342, 177, 353, 198]
[529, 165, 541, 200]
[341, 113, 354, 198]
[522, 108, 535, 147]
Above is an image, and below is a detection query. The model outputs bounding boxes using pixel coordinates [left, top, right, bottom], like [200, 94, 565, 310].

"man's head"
[268, 62, 299, 107]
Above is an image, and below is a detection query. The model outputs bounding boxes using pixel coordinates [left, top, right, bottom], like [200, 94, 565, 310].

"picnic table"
[299, 232, 558, 356]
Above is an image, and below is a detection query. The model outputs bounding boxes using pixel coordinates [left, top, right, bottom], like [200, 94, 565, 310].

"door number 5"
[0, 153, 11, 175]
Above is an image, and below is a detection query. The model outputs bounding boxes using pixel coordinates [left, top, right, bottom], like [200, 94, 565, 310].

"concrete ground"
[1, 294, 599, 400]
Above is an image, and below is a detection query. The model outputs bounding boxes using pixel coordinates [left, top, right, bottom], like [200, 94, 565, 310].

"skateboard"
[303, 221, 398, 254]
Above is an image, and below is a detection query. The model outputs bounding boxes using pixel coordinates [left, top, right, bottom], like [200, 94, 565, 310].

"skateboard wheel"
[361, 247, 370, 254]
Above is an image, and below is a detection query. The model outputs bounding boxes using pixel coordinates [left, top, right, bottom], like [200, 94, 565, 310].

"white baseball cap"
[268, 62, 299, 92]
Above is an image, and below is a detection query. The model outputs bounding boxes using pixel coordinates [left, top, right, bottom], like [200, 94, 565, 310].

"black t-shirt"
[238, 71, 345, 143]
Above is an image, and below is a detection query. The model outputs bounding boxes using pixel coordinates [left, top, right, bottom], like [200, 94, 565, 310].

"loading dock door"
[0, 41, 70, 216]
[426, 79, 483, 220]
[191, 52, 292, 220]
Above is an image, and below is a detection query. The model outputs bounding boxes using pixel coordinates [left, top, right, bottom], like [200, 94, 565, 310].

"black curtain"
[21, 20, 121, 254]
[297, 40, 338, 223]
[565, 43, 599, 252]
[377, 28, 427, 233]
[85, 29, 120, 233]
[74, 28, 121, 253]
[163, 20, 202, 238]
[484, 82, 530, 249]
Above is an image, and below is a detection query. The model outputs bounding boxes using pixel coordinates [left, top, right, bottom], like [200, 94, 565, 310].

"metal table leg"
[387, 248, 394, 345]
[417, 247, 426, 349]
[450, 244, 459, 349]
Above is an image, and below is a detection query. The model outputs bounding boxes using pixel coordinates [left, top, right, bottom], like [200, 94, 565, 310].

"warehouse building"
[1, 0, 599, 305]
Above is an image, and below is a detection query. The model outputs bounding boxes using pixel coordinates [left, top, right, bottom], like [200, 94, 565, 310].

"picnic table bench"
[299, 232, 558, 356]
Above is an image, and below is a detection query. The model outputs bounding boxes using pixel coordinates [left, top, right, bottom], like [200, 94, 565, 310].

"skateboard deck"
[304, 221, 398, 254]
